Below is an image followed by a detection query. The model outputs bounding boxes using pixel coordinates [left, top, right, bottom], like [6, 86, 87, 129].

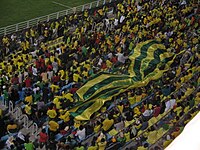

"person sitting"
[7, 120, 18, 133]
[39, 128, 48, 149]
[102, 115, 114, 132]
[97, 138, 107, 150]
[75, 125, 86, 142]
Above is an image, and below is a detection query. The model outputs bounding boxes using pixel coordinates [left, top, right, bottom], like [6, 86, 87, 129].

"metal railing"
[9, 101, 14, 113]
[0, 0, 117, 36]
[19, 114, 29, 129]
[13, 107, 22, 119]
[0, 95, 8, 108]
[7, 100, 39, 137]
[32, 123, 39, 137]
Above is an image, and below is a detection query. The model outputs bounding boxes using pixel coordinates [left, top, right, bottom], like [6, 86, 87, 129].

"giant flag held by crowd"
[69, 40, 181, 120]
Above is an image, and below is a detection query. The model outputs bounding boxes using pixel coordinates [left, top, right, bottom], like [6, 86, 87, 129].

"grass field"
[0, 0, 96, 28]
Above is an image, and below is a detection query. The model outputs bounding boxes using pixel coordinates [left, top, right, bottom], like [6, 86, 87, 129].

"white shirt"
[11, 34, 16, 41]
[17, 132, 25, 141]
[143, 109, 153, 117]
[115, 53, 128, 63]
[6, 137, 14, 149]
[32, 66, 38, 76]
[24, 71, 29, 78]
[56, 47, 61, 54]
[120, 15, 125, 23]
[33, 87, 40, 94]
[107, 53, 113, 59]
[105, 19, 109, 27]
[165, 99, 176, 112]
[75, 128, 86, 141]
[31, 50, 37, 57]
[18, 72, 23, 84]
[47, 71, 53, 80]
[137, 5, 142, 11]
[52, 62, 58, 73]
[98, 58, 103, 66]
[114, 19, 118, 26]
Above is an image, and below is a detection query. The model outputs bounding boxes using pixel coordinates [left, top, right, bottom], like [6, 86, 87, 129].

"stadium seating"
[0, 0, 199, 149]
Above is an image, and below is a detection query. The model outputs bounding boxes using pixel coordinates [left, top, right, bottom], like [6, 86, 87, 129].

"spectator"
[39, 129, 48, 149]
[75, 125, 86, 142]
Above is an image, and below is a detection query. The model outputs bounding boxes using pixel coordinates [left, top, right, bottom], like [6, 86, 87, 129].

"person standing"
[39, 129, 48, 149]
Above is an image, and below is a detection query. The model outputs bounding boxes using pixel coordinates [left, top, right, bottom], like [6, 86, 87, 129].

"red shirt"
[47, 65, 53, 71]
[39, 58, 45, 69]
[153, 106, 161, 117]
[11, 77, 19, 85]
[101, 63, 107, 69]
[111, 57, 117, 63]
[69, 87, 78, 94]
[39, 132, 48, 143]
[35, 60, 40, 69]
[25, 78, 32, 88]
[52, 76, 60, 84]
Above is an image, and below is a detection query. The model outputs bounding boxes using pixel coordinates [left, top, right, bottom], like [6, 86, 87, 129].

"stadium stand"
[0, 0, 199, 149]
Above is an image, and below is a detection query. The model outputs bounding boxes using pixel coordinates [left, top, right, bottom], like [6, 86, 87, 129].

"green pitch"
[0, 0, 96, 28]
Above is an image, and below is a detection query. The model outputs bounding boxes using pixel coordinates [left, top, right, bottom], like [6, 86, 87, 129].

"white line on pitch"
[52, 1, 72, 8]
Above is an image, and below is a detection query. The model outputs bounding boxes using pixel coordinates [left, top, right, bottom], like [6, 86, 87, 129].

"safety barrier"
[13, 107, 22, 119]
[0, 0, 118, 36]
[0, 95, 7, 108]
[19, 114, 29, 129]
[8, 101, 14, 113]
[32, 123, 39, 137]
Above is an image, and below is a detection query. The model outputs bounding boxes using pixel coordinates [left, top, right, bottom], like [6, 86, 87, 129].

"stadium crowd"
[0, 0, 199, 149]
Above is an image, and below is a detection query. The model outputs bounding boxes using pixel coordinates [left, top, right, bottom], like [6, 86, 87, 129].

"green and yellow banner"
[69, 40, 183, 120]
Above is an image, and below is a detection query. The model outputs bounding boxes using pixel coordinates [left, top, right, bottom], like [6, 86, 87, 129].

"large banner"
[69, 40, 182, 120]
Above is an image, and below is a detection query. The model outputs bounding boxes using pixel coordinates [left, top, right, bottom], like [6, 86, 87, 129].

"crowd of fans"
[0, 0, 199, 149]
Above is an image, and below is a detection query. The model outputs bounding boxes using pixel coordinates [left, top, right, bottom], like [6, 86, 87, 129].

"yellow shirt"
[163, 140, 173, 148]
[134, 107, 141, 115]
[0, 109, 2, 119]
[73, 73, 81, 82]
[102, 119, 114, 131]
[124, 132, 130, 142]
[106, 60, 112, 68]
[88, 146, 98, 150]
[59, 111, 70, 122]
[7, 124, 17, 131]
[50, 84, 60, 93]
[137, 146, 147, 150]
[82, 71, 88, 77]
[25, 105, 32, 115]
[94, 125, 101, 133]
[25, 95, 33, 105]
[49, 121, 59, 132]
[98, 141, 107, 150]
[63, 93, 74, 102]
[147, 130, 157, 144]
[117, 105, 124, 114]
[47, 109, 57, 119]
[135, 95, 142, 103]
[53, 98, 61, 109]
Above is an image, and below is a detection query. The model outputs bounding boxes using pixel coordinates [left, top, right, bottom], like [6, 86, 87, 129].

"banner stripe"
[82, 76, 130, 100]
[70, 101, 94, 117]
[74, 86, 129, 120]
[132, 40, 159, 79]
[77, 74, 118, 100]
[128, 40, 153, 77]
[143, 48, 166, 77]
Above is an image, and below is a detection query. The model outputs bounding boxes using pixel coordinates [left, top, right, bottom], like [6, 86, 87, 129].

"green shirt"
[24, 142, 34, 150]
[75, 146, 84, 150]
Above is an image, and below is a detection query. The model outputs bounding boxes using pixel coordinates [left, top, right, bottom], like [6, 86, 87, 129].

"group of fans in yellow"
[0, 0, 199, 149]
